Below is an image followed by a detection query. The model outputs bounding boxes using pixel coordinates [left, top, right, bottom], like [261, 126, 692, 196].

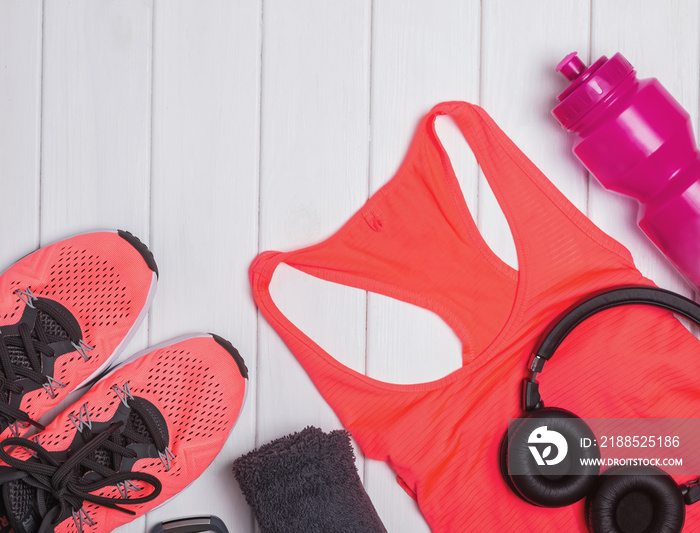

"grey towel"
[233, 426, 387, 533]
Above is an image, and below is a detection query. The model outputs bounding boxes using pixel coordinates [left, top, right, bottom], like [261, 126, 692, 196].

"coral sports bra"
[250, 102, 700, 532]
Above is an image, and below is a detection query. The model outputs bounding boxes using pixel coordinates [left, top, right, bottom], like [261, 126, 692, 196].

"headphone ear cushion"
[586, 465, 685, 533]
[505, 407, 600, 507]
[499, 427, 532, 504]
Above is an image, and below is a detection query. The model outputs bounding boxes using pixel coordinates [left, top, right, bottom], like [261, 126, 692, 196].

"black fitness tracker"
[152, 515, 228, 533]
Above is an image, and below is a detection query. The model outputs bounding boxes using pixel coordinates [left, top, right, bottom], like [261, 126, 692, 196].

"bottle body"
[554, 53, 700, 290]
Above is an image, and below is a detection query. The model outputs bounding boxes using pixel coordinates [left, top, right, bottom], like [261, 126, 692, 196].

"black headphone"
[500, 286, 700, 533]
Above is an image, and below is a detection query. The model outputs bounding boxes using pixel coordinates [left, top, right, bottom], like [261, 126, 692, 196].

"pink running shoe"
[0, 230, 158, 439]
[0, 334, 247, 533]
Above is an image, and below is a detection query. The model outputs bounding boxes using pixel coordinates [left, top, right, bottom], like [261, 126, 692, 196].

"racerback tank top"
[250, 102, 700, 532]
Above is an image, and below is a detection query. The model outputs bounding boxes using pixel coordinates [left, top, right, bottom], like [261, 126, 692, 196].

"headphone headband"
[523, 286, 700, 411]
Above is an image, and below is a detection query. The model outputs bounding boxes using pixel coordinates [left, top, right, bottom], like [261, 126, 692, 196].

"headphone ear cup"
[499, 425, 533, 504]
[586, 465, 685, 533]
[504, 407, 600, 507]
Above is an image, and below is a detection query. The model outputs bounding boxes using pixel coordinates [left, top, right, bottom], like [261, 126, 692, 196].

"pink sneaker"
[0, 334, 247, 533]
[0, 230, 158, 439]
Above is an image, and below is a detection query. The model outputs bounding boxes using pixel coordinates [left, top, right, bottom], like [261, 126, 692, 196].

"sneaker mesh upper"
[28, 335, 248, 533]
[0, 231, 156, 441]
[41, 245, 132, 344]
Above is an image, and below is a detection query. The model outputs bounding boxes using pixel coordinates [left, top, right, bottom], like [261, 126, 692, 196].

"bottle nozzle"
[556, 52, 587, 81]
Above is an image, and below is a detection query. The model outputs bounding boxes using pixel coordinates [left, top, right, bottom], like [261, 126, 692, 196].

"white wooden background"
[1, 1, 699, 532]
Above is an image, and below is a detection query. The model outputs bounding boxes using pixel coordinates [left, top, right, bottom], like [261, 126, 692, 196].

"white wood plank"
[0, 0, 42, 266]
[147, 1, 261, 531]
[258, 0, 371, 431]
[40, 2, 153, 532]
[365, 1, 480, 531]
[41, 0, 153, 244]
[257, 1, 371, 526]
[480, 0, 591, 268]
[589, 0, 700, 296]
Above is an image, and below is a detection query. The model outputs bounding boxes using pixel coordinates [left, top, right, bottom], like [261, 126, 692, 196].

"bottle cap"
[553, 52, 635, 130]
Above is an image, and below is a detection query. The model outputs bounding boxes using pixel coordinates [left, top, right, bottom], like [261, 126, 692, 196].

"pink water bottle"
[553, 51, 700, 290]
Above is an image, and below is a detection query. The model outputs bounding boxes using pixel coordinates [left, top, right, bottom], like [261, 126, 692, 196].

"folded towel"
[233, 426, 387, 533]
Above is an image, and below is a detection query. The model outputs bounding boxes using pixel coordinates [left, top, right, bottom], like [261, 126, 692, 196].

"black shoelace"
[0, 297, 82, 431]
[0, 405, 164, 531]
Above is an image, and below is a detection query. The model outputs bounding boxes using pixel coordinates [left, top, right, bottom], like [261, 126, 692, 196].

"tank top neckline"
[250, 101, 632, 394]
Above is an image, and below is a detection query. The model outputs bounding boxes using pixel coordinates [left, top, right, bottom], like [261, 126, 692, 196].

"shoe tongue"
[2, 476, 40, 533]
[81, 400, 162, 477]
[126, 406, 157, 445]
[6, 345, 31, 370]
[3, 346, 33, 404]
[126, 397, 168, 446]
[35, 309, 70, 342]
[4, 307, 71, 375]
[0, 306, 72, 407]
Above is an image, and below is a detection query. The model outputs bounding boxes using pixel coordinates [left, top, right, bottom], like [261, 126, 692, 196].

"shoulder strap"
[426, 102, 633, 274]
